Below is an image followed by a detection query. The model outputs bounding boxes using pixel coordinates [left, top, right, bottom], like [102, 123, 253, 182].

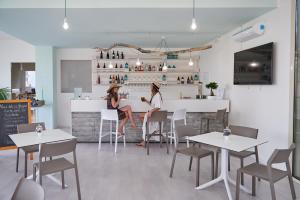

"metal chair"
[33, 139, 81, 200]
[169, 125, 214, 186]
[145, 111, 169, 155]
[200, 108, 226, 133]
[167, 109, 187, 147]
[98, 109, 126, 153]
[216, 125, 259, 185]
[16, 122, 46, 177]
[236, 144, 296, 200]
[11, 178, 44, 200]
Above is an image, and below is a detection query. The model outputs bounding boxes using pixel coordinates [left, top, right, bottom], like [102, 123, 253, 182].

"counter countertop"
[71, 99, 230, 113]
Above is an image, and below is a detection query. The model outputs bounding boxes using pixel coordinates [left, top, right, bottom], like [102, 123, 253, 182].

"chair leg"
[61, 171, 65, 189]
[39, 171, 42, 185]
[147, 134, 150, 155]
[166, 134, 169, 154]
[215, 151, 219, 177]
[288, 174, 296, 199]
[189, 156, 193, 171]
[74, 167, 82, 200]
[169, 152, 177, 178]
[211, 154, 214, 180]
[228, 155, 231, 171]
[98, 120, 103, 150]
[255, 148, 261, 182]
[24, 152, 28, 178]
[33, 165, 36, 181]
[16, 148, 20, 172]
[196, 157, 200, 187]
[160, 134, 162, 148]
[236, 170, 241, 200]
[252, 176, 256, 196]
[269, 182, 276, 200]
[240, 159, 244, 185]
[114, 132, 118, 154]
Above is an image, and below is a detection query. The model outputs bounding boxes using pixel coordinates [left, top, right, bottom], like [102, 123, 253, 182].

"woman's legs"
[137, 113, 147, 147]
[118, 117, 128, 135]
[120, 105, 136, 128]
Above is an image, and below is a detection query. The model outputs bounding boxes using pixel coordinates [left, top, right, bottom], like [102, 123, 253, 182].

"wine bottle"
[121, 76, 124, 84]
[187, 77, 190, 84]
[106, 52, 109, 59]
[125, 62, 129, 68]
[120, 64, 123, 68]
[121, 52, 124, 59]
[100, 51, 103, 59]
[177, 77, 180, 84]
[117, 51, 120, 59]
[103, 63, 106, 68]
[115, 63, 118, 68]
[97, 62, 100, 68]
[191, 76, 194, 84]
[124, 74, 128, 81]
[117, 75, 120, 84]
[159, 64, 162, 71]
[109, 75, 112, 84]
[97, 75, 101, 84]
[181, 77, 184, 84]
[112, 51, 115, 59]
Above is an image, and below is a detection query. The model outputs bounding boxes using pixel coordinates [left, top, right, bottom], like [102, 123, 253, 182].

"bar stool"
[98, 109, 126, 153]
[200, 108, 226, 133]
[167, 109, 186, 147]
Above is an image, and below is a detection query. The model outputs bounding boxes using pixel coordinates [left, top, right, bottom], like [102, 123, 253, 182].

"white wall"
[199, 0, 295, 164]
[0, 33, 35, 88]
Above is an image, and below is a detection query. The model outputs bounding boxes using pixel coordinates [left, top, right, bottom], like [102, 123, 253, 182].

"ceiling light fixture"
[190, 0, 197, 31]
[62, 0, 69, 30]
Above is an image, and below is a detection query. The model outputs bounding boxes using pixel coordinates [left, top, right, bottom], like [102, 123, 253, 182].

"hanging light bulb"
[109, 62, 113, 69]
[162, 62, 168, 71]
[189, 58, 194, 66]
[136, 58, 141, 66]
[62, 0, 69, 30]
[63, 17, 69, 30]
[190, 0, 197, 31]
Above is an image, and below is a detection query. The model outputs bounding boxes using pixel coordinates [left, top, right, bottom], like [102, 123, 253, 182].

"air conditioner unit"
[232, 23, 265, 42]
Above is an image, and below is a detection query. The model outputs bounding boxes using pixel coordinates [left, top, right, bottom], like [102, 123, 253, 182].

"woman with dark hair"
[137, 82, 163, 147]
[106, 83, 136, 134]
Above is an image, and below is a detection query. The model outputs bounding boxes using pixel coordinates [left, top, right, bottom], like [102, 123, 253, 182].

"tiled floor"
[0, 143, 299, 200]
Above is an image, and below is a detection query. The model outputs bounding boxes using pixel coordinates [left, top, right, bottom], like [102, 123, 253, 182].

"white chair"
[98, 109, 126, 153]
[167, 109, 186, 147]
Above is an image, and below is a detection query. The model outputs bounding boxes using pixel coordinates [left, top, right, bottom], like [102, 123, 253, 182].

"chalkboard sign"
[0, 100, 31, 147]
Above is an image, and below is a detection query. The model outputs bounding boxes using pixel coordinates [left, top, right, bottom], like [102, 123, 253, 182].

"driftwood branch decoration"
[94, 43, 212, 55]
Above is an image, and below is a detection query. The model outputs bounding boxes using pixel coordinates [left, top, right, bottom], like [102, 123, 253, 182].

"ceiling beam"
[0, 0, 277, 9]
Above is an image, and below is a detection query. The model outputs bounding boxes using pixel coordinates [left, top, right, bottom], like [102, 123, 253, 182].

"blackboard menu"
[0, 100, 31, 147]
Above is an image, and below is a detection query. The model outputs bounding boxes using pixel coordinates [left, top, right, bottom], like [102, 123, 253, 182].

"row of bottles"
[99, 51, 125, 59]
[96, 62, 177, 72]
[96, 62, 129, 69]
[109, 74, 128, 84]
[177, 75, 199, 84]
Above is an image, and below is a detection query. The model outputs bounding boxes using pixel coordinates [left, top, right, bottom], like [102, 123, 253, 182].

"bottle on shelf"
[177, 76, 180, 84]
[103, 63, 106, 68]
[162, 74, 167, 82]
[97, 75, 101, 84]
[100, 51, 103, 59]
[120, 64, 123, 68]
[173, 65, 176, 69]
[191, 75, 194, 84]
[194, 74, 199, 81]
[97, 62, 100, 68]
[121, 76, 124, 84]
[187, 77, 190, 84]
[124, 74, 128, 81]
[115, 63, 118, 68]
[148, 65, 152, 71]
[140, 62, 144, 71]
[159, 64, 162, 71]
[117, 51, 120, 59]
[112, 51, 115, 59]
[125, 62, 129, 69]
[121, 52, 124, 59]
[109, 75, 112, 84]
[181, 77, 185, 84]
[152, 65, 156, 71]
[106, 52, 110, 59]
[117, 75, 120, 84]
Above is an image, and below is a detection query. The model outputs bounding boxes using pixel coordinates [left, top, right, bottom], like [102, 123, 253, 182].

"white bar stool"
[98, 109, 126, 153]
[167, 109, 186, 147]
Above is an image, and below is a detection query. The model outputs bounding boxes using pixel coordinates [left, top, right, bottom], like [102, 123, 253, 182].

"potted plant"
[0, 87, 10, 100]
[205, 82, 218, 99]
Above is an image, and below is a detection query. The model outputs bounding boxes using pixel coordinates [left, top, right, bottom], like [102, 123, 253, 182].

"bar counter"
[71, 99, 230, 142]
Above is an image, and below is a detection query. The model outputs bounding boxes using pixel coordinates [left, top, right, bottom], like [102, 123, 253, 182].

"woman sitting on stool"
[106, 83, 136, 135]
[137, 82, 163, 147]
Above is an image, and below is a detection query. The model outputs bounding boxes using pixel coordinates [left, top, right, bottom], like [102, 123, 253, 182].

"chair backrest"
[172, 109, 186, 121]
[11, 178, 44, 200]
[216, 109, 226, 121]
[39, 139, 77, 158]
[175, 125, 199, 139]
[17, 122, 46, 134]
[229, 125, 258, 139]
[101, 109, 118, 121]
[267, 144, 295, 166]
[147, 111, 168, 123]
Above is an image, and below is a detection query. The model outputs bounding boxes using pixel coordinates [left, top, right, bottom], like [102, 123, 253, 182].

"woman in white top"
[137, 82, 163, 147]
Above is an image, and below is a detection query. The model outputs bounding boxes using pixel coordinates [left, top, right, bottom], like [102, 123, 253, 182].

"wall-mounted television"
[234, 42, 274, 85]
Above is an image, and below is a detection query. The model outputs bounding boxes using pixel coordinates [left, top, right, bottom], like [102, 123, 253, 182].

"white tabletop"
[188, 132, 267, 152]
[9, 129, 76, 148]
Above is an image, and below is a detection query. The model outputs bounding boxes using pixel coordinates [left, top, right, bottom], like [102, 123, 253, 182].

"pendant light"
[188, 51, 194, 66]
[62, 0, 69, 30]
[108, 61, 113, 69]
[162, 61, 168, 71]
[190, 0, 197, 31]
[136, 57, 141, 66]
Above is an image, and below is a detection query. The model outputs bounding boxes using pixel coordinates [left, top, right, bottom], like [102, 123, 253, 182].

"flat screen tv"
[234, 42, 274, 85]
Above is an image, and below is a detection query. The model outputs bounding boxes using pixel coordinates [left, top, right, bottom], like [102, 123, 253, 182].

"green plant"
[205, 82, 219, 96]
[0, 88, 10, 100]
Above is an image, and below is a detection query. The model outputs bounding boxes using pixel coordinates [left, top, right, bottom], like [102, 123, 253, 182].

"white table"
[188, 132, 267, 200]
[9, 129, 76, 186]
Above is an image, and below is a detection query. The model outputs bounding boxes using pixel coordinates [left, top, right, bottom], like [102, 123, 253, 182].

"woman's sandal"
[136, 141, 145, 147]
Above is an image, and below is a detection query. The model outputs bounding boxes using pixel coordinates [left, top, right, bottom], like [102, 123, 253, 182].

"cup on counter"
[141, 97, 146, 102]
